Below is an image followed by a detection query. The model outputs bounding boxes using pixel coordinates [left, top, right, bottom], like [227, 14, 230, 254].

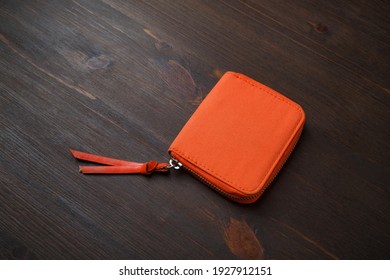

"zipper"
[248, 127, 303, 200]
[184, 164, 259, 202]
[169, 156, 259, 202]
[169, 128, 303, 203]
[252, 127, 304, 199]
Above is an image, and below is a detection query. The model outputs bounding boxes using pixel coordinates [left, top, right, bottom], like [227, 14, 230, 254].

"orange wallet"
[168, 72, 305, 203]
[70, 72, 305, 204]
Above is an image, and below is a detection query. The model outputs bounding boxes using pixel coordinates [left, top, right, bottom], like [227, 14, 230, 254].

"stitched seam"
[173, 72, 305, 193]
[228, 72, 303, 112]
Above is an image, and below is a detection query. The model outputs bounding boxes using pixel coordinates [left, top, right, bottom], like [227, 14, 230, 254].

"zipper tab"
[70, 149, 170, 175]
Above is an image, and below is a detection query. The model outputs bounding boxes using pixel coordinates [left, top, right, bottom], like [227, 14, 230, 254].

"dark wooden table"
[1, 0, 389, 260]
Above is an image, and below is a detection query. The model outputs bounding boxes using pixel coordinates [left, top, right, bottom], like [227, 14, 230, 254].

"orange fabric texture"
[169, 72, 305, 203]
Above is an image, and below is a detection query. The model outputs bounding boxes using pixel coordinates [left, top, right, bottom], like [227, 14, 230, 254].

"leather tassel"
[69, 149, 169, 175]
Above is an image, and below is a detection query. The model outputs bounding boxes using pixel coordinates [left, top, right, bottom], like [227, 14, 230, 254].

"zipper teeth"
[256, 129, 304, 198]
[181, 165, 258, 202]
[255, 133, 300, 198]
[171, 128, 303, 202]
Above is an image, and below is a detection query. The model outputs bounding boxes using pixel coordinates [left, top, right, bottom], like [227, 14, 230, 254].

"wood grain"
[0, 0, 389, 259]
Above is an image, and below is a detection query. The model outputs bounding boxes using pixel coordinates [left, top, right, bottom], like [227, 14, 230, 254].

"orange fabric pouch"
[168, 72, 305, 203]
[70, 72, 305, 204]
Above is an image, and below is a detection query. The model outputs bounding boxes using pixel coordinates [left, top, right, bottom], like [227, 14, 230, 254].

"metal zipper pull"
[167, 158, 182, 170]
